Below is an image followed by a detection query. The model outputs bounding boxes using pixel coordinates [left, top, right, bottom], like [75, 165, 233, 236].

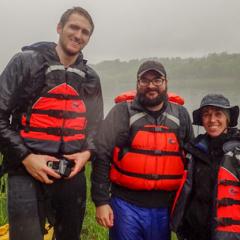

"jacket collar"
[22, 41, 85, 67]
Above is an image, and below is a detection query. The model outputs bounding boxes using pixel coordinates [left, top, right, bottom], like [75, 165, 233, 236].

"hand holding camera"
[64, 150, 91, 178]
[47, 158, 75, 178]
[23, 153, 62, 184]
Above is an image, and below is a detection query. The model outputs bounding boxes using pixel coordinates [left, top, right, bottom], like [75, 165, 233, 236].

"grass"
[81, 162, 108, 240]
[0, 175, 7, 226]
[0, 153, 7, 226]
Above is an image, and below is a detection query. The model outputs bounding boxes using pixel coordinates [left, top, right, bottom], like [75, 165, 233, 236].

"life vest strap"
[23, 127, 84, 136]
[219, 179, 240, 187]
[129, 148, 182, 157]
[141, 126, 176, 133]
[113, 162, 183, 180]
[216, 217, 240, 226]
[31, 109, 85, 119]
[218, 198, 240, 207]
[43, 93, 82, 100]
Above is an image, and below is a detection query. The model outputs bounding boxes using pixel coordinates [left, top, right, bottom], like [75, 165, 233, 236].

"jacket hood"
[21, 41, 84, 63]
[22, 41, 56, 54]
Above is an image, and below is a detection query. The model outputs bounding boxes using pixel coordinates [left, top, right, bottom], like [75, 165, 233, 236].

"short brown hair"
[59, 6, 94, 34]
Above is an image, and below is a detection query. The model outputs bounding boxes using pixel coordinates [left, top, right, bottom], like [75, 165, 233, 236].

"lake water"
[103, 82, 240, 132]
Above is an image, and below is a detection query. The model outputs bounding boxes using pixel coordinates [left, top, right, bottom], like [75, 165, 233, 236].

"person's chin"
[65, 47, 80, 56]
[207, 130, 222, 138]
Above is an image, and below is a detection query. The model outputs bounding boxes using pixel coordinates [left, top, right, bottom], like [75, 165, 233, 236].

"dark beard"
[137, 89, 168, 107]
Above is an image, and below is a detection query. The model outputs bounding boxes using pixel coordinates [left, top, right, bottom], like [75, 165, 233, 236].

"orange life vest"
[20, 64, 88, 154]
[215, 150, 240, 238]
[110, 93, 185, 191]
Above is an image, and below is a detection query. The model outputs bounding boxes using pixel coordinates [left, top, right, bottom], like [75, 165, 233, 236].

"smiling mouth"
[71, 41, 80, 46]
[146, 91, 158, 96]
[208, 126, 220, 130]
[70, 39, 81, 46]
[146, 89, 158, 93]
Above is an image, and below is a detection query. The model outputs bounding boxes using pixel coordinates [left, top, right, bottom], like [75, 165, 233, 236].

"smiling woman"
[172, 94, 240, 240]
[192, 94, 239, 134]
[201, 107, 229, 137]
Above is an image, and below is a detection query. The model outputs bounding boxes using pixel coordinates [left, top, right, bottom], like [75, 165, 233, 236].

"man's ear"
[57, 23, 63, 34]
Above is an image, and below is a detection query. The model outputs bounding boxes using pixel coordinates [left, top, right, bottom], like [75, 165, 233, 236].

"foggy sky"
[1, 0, 240, 69]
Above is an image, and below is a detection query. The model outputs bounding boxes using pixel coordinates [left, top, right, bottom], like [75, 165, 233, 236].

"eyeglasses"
[138, 77, 165, 87]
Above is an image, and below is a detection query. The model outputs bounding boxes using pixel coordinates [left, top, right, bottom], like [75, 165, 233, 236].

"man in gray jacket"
[92, 60, 193, 240]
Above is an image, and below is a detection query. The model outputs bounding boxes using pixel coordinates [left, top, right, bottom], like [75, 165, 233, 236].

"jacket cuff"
[94, 200, 111, 207]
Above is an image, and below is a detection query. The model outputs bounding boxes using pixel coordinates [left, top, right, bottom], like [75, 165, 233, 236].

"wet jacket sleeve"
[91, 103, 129, 206]
[179, 106, 195, 144]
[83, 66, 104, 155]
[0, 53, 32, 167]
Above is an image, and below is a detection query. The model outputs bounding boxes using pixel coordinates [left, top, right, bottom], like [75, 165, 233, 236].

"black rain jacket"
[0, 42, 103, 174]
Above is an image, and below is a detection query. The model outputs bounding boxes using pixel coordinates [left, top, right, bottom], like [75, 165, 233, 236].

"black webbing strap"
[218, 198, 240, 207]
[219, 179, 240, 187]
[140, 126, 177, 133]
[129, 148, 182, 157]
[216, 217, 240, 226]
[31, 109, 85, 119]
[113, 162, 183, 180]
[24, 127, 84, 136]
[25, 110, 31, 132]
[42, 93, 82, 100]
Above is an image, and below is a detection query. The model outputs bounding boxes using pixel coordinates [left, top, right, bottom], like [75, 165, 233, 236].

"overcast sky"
[1, 0, 240, 68]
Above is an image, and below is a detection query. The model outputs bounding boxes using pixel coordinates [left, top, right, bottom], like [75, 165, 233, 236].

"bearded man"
[91, 60, 194, 240]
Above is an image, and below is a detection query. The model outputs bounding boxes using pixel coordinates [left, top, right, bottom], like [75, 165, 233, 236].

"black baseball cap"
[137, 60, 166, 78]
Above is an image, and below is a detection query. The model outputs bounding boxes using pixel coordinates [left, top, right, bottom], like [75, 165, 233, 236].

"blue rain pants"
[109, 197, 170, 240]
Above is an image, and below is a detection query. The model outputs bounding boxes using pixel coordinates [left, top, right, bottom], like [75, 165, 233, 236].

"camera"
[47, 158, 74, 177]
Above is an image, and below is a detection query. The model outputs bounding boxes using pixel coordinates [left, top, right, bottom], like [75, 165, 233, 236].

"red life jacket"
[20, 64, 88, 154]
[215, 150, 240, 238]
[110, 94, 185, 191]
[114, 90, 185, 105]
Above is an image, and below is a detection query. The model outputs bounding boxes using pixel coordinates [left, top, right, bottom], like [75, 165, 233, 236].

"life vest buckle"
[154, 127, 163, 132]
[148, 174, 160, 180]
[154, 150, 162, 155]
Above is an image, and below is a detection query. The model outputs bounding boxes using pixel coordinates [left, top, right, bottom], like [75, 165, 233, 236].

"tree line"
[92, 52, 240, 97]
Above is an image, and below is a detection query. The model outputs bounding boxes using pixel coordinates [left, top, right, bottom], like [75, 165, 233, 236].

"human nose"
[209, 114, 217, 122]
[75, 30, 83, 40]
